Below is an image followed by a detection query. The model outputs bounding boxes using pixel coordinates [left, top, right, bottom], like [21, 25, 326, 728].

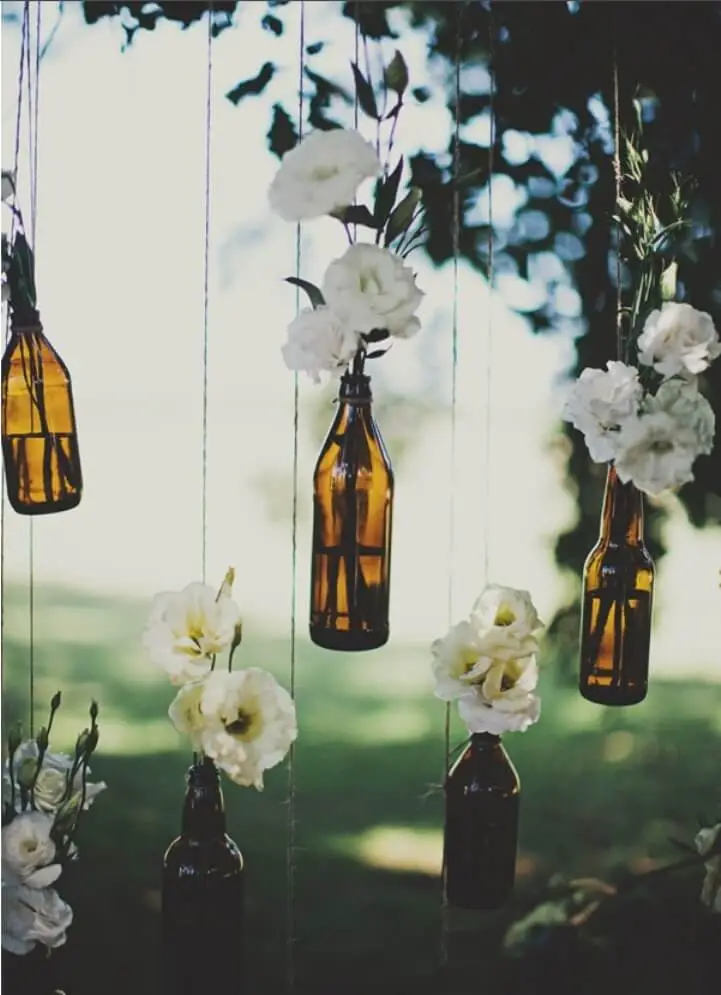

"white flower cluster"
[431, 585, 544, 736]
[268, 129, 424, 383]
[143, 569, 297, 790]
[695, 822, 721, 914]
[563, 303, 719, 497]
[1, 742, 106, 956]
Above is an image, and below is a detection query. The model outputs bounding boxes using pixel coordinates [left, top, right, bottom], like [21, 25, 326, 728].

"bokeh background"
[1, 2, 720, 993]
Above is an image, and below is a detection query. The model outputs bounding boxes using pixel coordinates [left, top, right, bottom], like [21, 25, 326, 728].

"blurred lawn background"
[1, 2, 720, 994]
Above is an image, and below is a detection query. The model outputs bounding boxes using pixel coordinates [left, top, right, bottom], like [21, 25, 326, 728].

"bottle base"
[309, 625, 388, 652]
[579, 683, 647, 706]
[5, 493, 82, 516]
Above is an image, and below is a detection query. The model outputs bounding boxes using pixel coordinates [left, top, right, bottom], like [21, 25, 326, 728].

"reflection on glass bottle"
[1, 312, 82, 515]
[162, 758, 244, 995]
[444, 733, 520, 911]
[310, 361, 393, 651]
[579, 464, 654, 706]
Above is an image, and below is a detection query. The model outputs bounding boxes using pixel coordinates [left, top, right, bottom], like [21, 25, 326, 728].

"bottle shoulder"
[584, 539, 654, 569]
[447, 744, 520, 795]
[163, 833, 244, 873]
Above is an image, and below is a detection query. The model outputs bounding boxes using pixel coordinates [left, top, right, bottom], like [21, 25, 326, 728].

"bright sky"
[1, 1, 719, 675]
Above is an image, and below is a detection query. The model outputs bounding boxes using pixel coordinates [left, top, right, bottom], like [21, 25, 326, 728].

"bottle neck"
[181, 758, 226, 839]
[470, 733, 501, 749]
[10, 306, 42, 334]
[338, 370, 372, 406]
[600, 464, 645, 545]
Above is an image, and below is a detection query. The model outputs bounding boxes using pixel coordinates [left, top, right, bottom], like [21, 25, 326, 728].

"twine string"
[612, 32, 623, 361]
[483, 1, 496, 588]
[200, 4, 213, 585]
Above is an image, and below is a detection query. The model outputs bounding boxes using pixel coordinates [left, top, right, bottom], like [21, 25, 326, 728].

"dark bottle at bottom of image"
[161, 758, 245, 995]
[443, 733, 520, 911]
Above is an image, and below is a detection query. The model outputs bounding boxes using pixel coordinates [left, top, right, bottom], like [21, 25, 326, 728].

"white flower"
[471, 584, 544, 662]
[637, 302, 721, 377]
[649, 378, 715, 456]
[613, 409, 700, 497]
[168, 681, 206, 751]
[1, 813, 61, 889]
[281, 306, 360, 383]
[695, 823, 721, 914]
[1, 170, 15, 203]
[4, 741, 107, 817]
[197, 669, 297, 790]
[458, 657, 541, 735]
[143, 576, 242, 686]
[268, 129, 381, 222]
[1, 883, 73, 955]
[562, 361, 643, 463]
[431, 620, 495, 702]
[322, 243, 424, 339]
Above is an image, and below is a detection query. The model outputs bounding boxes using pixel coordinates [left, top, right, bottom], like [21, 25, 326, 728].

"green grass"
[2, 582, 720, 995]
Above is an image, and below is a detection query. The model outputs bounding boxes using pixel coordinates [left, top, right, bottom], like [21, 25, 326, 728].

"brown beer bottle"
[579, 464, 654, 706]
[309, 365, 393, 651]
[443, 733, 520, 910]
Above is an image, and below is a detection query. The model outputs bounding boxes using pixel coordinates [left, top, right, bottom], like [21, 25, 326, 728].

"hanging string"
[612, 32, 623, 361]
[200, 3, 214, 585]
[286, 5, 305, 992]
[483, 1, 496, 588]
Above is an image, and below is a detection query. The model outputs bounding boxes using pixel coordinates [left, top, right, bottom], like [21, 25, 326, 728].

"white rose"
[471, 584, 544, 662]
[562, 361, 643, 463]
[458, 657, 541, 735]
[168, 681, 206, 751]
[613, 409, 700, 497]
[1, 884, 73, 955]
[268, 129, 381, 222]
[637, 302, 721, 377]
[1, 813, 61, 889]
[4, 742, 106, 817]
[143, 580, 242, 686]
[198, 669, 297, 790]
[322, 243, 424, 339]
[281, 306, 360, 383]
[648, 378, 715, 456]
[695, 823, 721, 914]
[430, 619, 494, 702]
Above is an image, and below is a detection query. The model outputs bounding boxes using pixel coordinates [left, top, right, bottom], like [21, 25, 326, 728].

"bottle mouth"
[187, 756, 220, 786]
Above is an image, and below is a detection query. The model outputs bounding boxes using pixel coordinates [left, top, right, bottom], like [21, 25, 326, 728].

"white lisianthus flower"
[637, 302, 721, 377]
[613, 410, 699, 497]
[168, 681, 206, 751]
[458, 657, 541, 735]
[143, 577, 242, 686]
[322, 243, 424, 339]
[3, 742, 107, 817]
[1, 883, 73, 955]
[648, 378, 715, 456]
[471, 584, 544, 662]
[1, 812, 61, 889]
[562, 361, 643, 463]
[281, 306, 361, 383]
[431, 620, 494, 701]
[198, 669, 297, 790]
[268, 129, 381, 222]
[695, 823, 721, 914]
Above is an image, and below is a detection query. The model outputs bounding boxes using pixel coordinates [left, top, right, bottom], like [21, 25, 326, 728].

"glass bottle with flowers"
[268, 52, 427, 652]
[143, 568, 297, 995]
[431, 584, 545, 911]
[562, 117, 719, 706]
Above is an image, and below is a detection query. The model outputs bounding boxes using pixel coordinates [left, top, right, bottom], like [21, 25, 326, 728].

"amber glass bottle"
[443, 733, 520, 910]
[309, 364, 393, 651]
[162, 758, 245, 995]
[1, 311, 82, 515]
[579, 464, 654, 706]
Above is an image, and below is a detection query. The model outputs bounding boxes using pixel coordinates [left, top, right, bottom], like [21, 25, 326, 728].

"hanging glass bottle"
[1, 225, 82, 515]
[443, 733, 520, 910]
[310, 356, 393, 652]
[579, 464, 654, 706]
[162, 757, 245, 995]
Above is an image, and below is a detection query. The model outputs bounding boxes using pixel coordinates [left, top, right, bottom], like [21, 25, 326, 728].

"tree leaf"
[374, 158, 403, 228]
[284, 277, 326, 309]
[383, 50, 409, 96]
[384, 188, 422, 246]
[267, 103, 298, 159]
[333, 204, 379, 229]
[351, 62, 379, 121]
[226, 62, 275, 105]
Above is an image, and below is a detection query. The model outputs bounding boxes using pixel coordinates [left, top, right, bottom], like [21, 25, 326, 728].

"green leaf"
[267, 103, 299, 159]
[365, 348, 390, 359]
[384, 187, 422, 246]
[374, 157, 403, 228]
[351, 62, 379, 120]
[383, 50, 409, 96]
[284, 277, 326, 309]
[361, 328, 390, 344]
[333, 204, 379, 229]
[226, 62, 275, 105]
